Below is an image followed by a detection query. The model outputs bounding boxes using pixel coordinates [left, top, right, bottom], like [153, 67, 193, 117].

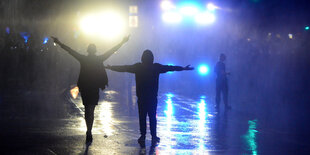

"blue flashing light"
[161, 1, 216, 25]
[5, 27, 10, 34]
[305, 26, 309, 30]
[198, 64, 210, 75]
[43, 37, 49, 44]
[20, 32, 30, 43]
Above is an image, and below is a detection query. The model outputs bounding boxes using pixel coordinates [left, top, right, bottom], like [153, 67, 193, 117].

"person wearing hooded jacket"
[51, 35, 130, 144]
[105, 49, 194, 146]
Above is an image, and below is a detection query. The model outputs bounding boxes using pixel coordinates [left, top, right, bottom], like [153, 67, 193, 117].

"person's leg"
[85, 105, 96, 134]
[223, 81, 230, 109]
[215, 80, 221, 108]
[138, 98, 147, 140]
[148, 97, 160, 144]
[148, 99, 157, 138]
[80, 88, 99, 143]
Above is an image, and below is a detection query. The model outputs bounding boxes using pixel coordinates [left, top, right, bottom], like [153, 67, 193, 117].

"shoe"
[151, 136, 160, 146]
[138, 135, 146, 147]
[86, 132, 93, 144]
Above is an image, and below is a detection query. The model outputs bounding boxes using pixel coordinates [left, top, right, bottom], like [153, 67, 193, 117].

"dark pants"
[80, 88, 99, 105]
[80, 88, 99, 133]
[216, 79, 228, 106]
[137, 96, 158, 137]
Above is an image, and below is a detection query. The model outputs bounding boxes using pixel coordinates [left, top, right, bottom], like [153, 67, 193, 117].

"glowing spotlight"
[179, 5, 199, 16]
[162, 12, 183, 23]
[161, 1, 175, 10]
[198, 64, 209, 75]
[80, 11, 126, 40]
[305, 26, 309, 30]
[195, 12, 215, 24]
[43, 37, 49, 44]
[206, 3, 218, 11]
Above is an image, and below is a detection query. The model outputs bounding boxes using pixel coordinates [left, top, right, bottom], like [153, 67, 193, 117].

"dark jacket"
[214, 61, 227, 82]
[59, 44, 110, 90]
[109, 63, 184, 98]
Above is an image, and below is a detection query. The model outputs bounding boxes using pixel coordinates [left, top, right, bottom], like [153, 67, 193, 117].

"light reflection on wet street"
[68, 90, 255, 154]
[1, 89, 310, 154]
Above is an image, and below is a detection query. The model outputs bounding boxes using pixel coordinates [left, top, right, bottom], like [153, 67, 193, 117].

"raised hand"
[184, 65, 194, 70]
[105, 65, 112, 69]
[51, 36, 60, 44]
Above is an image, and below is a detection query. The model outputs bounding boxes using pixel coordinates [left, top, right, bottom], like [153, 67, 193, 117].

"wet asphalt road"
[0, 88, 310, 154]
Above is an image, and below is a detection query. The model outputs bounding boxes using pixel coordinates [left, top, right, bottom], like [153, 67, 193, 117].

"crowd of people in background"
[0, 26, 77, 92]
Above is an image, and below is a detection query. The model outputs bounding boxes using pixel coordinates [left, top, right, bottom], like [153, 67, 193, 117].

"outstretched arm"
[105, 64, 137, 73]
[51, 36, 83, 61]
[159, 64, 194, 73]
[99, 35, 130, 61]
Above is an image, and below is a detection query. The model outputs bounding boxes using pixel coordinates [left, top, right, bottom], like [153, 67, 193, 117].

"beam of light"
[20, 32, 30, 43]
[162, 12, 183, 23]
[206, 3, 218, 11]
[161, 1, 175, 11]
[243, 119, 258, 155]
[194, 12, 216, 25]
[43, 37, 49, 44]
[70, 86, 79, 99]
[80, 11, 126, 40]
[198, 64, 210, 75]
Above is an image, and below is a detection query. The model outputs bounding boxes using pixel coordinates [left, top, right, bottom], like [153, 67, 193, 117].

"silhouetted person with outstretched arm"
[105, 50, 194, 146]
[214, 53, 231, 110]
[51, 36, 130, 144]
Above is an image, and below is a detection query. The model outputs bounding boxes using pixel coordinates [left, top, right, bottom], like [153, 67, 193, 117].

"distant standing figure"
[52, 36, 129, 144]
[214, 53, 231, 109]
[105, 50, 194, 146]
